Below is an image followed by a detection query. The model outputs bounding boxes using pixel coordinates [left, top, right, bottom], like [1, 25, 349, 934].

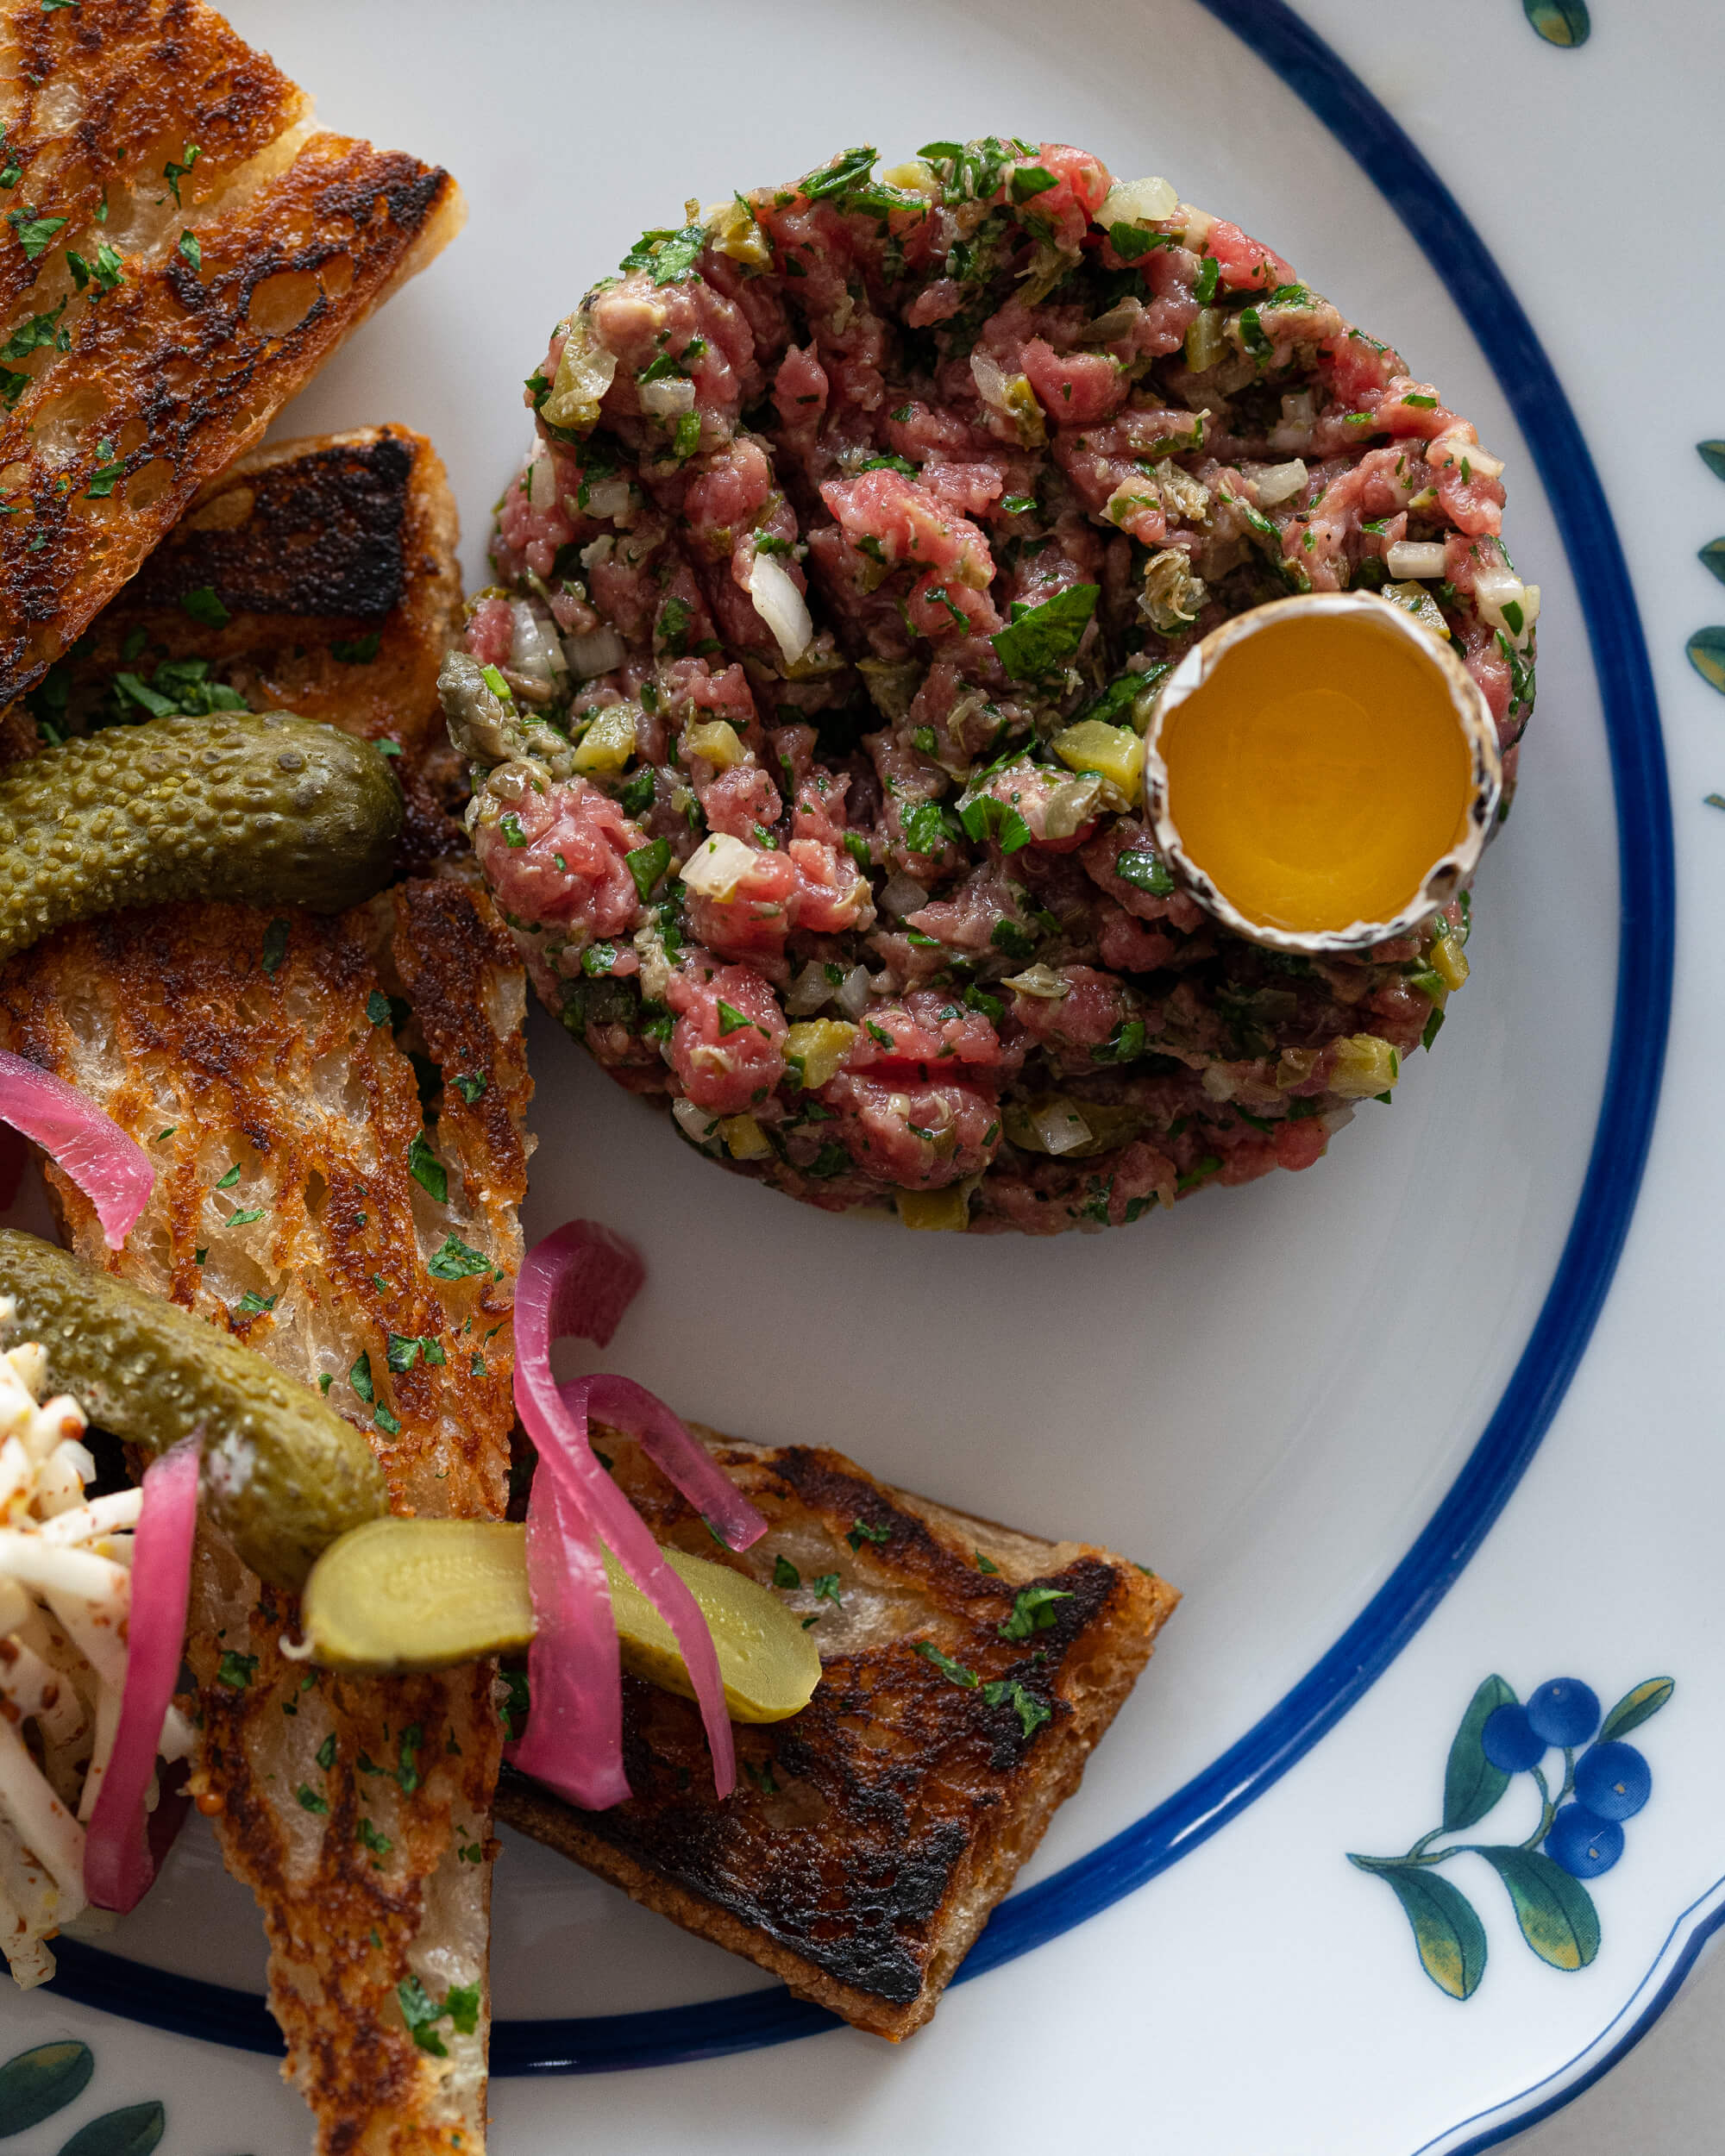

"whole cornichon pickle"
[0, 1229, 387, 1588]
[0, 711, 402, 966]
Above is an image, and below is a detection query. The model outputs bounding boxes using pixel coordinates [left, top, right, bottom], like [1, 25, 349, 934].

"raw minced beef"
[439, 135, 1536, 1234]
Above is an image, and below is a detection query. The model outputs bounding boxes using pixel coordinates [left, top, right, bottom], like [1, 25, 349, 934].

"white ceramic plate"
[6, 2, 1724, 2150]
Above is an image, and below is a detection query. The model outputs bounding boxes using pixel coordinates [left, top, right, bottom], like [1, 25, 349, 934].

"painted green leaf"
[1599, 1676, 1676, 1744]
[1700, 540, 1725, 587]
[1687, 629, 1725, 693]
[55, 2104, 165, 2156]
[1699, 442, 1725, 482]
[0, 2041, 93, 2135]
[1355, 1859, 1487, 2000]
[1477, 1846, 1601, 1971]
[1443, 1673, 1517, 1832]
[1523, 0, 1591, 46]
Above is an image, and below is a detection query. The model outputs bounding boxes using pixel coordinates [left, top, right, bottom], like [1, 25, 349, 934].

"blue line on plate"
[46, 0, 1675, 2080]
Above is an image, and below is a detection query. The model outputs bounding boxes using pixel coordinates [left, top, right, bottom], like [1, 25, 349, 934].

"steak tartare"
[440, 136, 1537, 1233]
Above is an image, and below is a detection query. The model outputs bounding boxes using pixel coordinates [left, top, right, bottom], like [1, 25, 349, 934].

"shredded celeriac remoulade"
[0, 1295, 191, 1985]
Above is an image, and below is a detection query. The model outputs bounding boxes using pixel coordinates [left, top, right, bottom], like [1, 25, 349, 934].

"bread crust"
[498, 1432, 1178, 2040]
[0, 0, 464, 705]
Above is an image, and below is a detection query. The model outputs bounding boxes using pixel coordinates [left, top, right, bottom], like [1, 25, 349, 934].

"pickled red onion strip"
[0, 1050, 153, 1250]
[507, 1467, 626, 1810]
[511, 1221, 768, 1802]
[567, 1373, 765, 1553]
[84, 1434, 199, 1912]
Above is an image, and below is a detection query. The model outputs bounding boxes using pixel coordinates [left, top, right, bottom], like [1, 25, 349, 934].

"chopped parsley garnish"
[999, 1585, 1072, 1641]
[864, 1020, 893, 1049]
[982, 1678, 1051, 1738]
[177, 229, 201, 273]
[499, 1669, 530, 1742]
[1114, 848, 1176, 898]
[453, 1072, 486, 1104]
[260, 916, 290, 975]
[1402, 391, 1439, 409]
[1010, 164, 1058, 203]
[1238, 308, 1272, 360]
[845, 1518, 892, 1551]
[349, 1351, 375, 1405]
[914, 1639, 978, 1688]
[216, 1650, 258, 1689]
[808, 1572, 843, 1608]
[957, 793, 1032, 854]
[620, 766, 656, 817]
[805, 1142, 850, 1179]
[771, 1554, 801, 1589]
[214, 1163, 242, 1190]
[1176, 1154, 1222, 1193]
[625, 837, 671, 899]
[8, 210, 66, 261]
[989, 918, 1036, 960]
[316, 1732, 337, 1771]
[619, 222, 707, 285]
[65, 241, 122, 295]
[408, 1131, 448, 1203]
[331, 632, 381, 664]
[742, 1758, 781, 1796]
[963, 985, 1004, 1022]
[989, 583, 1098, 679]
[1, 298, 66, 361]
[1193, 254, 1220, 304]
[180, 585, 229, 628]
[673, 410, 702, 461]
[799, 144, 877, 200]
[975, 1551, 1000, 1574]
[397, 1974, 480, 2058]
[428, 1234, 489, 1280]
[233, 1288, 276, 1316]
[163, 142, 201, 207]
[367, 990, 393, 1026]
[498, 811, 527, 849]
[397, 1724, 423, 1796]
[389, 1332, 445, 1373]
[295, 1784, 329, 1815]
[85, 440, 127, 498]
[357, 1818, 392, 1858]
[318, 1374, 332, 1394]
[900, 797, 959, 856]
[717, 999, 754, 1036]
[855, 452, 918, 478]
[374, 1402, 402, 1438]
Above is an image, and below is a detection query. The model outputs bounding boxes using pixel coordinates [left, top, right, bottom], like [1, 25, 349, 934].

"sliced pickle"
[302, 1517, 821, 1723]
[303, 1518, 535, 1670]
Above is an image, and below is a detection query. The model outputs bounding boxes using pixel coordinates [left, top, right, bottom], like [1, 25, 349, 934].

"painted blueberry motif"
[1575, 1739, 1652, 1821]
[1525, 1678, 1600, 1748]
[1546, 1803, 1624, 1878]
[1349, 1672, 1673, 1999]
[1482, 1702, 1546, 1771]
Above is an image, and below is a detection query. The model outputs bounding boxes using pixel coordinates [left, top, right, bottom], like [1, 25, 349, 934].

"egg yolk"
[1157, 611, 1474, 934]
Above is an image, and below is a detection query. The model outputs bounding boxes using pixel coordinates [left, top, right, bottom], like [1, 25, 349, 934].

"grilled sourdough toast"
[10, 424, 472, 868]
[499, 1428, 1178, 2040]
[0, 884, 530, 2154]
[0, 0, 464, 705]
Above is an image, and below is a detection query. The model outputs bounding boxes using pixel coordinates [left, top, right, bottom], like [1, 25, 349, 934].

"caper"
[0, 710, 401, 967]
[0, 1229, 387, 1588]
[303, 1516, 823, 1723]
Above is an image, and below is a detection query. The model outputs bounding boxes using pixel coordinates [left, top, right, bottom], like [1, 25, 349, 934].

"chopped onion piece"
[584, 479, 632, 522]
[1100, 176, 1177, 226]
[833, 965, 871, 1019]
[1472, 566, 1534, 642]
[785, 963, 833, 1017]
[638, 377, 696, 418]
[527, 456, 557, 513]
[1252, 459, 1308, 507]
[746, 553, 813, 666]
[510, 599, 566, 684]
[877, 874, 928, 919]
[1002, 964, 1070, 1000]
[1033, 1100, 1095, 1156]
[84, 1435, 198, 1912]
[679, 832, 758, 902]
[970, 350, 1010, 410]
[0, 1053, 153, 1250]
[563, 626, 625, 680]
[1384, 541, 1448, 580]
[672, 1098, 720, 1149]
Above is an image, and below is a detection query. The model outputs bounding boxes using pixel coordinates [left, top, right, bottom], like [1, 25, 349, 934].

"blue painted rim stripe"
[46, 0, 1676, 2097]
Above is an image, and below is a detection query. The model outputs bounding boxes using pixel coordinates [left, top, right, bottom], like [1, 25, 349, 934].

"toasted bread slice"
[0, 0, 464, 705]
[13, 424, 472, 869]
[499, 1429, 1177, 2040]
[0, 882, 532, 2154]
